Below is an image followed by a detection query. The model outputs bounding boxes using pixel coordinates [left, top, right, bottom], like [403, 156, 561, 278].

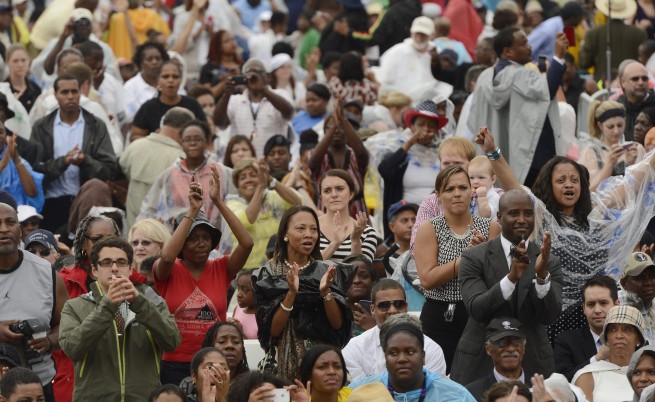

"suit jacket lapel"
[488, 238, 509, 284]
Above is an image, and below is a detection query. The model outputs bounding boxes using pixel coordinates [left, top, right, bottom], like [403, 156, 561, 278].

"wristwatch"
[486, 147, 502, 161]
[268, 178, 278, 189]
[535, 272, 551, 285]
[323, 292, 334, 302]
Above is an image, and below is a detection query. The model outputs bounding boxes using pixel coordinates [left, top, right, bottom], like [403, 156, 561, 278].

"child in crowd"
[233, 270, 258, 339]
[467, 155, 502, 218]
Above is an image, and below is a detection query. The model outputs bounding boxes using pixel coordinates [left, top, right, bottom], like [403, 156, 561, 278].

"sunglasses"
[131, 239, 153, 247]
[20, 218, 40, 227]
[490, 337, 526, 348]
[375, 300, 407, 312]
[28, 247, 51, 257]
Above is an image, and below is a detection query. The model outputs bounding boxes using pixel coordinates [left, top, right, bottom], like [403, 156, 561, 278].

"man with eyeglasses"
[342, 278, 446, 380]
[617, 61, 655, 141]
[59, 236, 180, 401]
[465, 317, 531, 402]
[24, 229, 60, 266]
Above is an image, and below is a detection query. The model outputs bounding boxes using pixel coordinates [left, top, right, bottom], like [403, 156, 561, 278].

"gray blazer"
[449, 237, 563, 384]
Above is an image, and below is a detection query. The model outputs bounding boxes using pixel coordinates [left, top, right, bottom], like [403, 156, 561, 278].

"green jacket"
[59, 281, 181, 402]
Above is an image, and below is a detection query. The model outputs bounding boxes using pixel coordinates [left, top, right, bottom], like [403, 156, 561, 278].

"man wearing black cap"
[24, 229, 60, 266]
[466, 317, 531, 402]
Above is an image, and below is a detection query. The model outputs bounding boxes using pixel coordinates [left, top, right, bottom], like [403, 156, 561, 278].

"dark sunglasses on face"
[131, 239, 153, 247]
[375, 300, 407, 312]
[21, 218, 40, 227]
[28, 247, 51, 257]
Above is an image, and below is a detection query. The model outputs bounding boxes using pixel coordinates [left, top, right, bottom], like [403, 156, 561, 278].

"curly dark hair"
[132, 41, 169, 69]
[531, 156, 591, 228]
[72, 215, 120, 267]
[201, 322, 250, 379]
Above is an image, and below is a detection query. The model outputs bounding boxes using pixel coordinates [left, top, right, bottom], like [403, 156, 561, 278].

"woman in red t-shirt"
[154, 163, 254, 386]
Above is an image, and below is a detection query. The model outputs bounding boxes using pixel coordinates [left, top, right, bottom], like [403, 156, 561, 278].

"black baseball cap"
[485, 317, 526, 342]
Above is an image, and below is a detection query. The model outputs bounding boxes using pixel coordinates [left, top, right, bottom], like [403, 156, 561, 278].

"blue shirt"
[291, 110, 326, 135]
[528, 16, 564, 60]
[46, 110, 85, 198]
[232, 0, 271, 30]
[349, 370, 476, 402]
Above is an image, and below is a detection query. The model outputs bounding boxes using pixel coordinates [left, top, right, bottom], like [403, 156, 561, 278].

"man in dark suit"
[466, 317, 532, 402]
[450, 189, 563, 385]
[554, 276, 618, 381]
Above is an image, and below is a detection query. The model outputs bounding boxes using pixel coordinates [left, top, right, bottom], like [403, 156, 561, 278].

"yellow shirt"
[105, 8, 170, 59]
[309, 388, 352, 402]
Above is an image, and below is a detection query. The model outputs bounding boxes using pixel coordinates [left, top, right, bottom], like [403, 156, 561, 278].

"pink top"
[232, 305, 258, 340]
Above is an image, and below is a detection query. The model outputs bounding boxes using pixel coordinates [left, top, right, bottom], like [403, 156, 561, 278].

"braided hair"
[72, 215, 120, 267]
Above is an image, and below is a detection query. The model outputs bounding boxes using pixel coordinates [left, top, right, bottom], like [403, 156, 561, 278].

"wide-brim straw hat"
[595, 0, 637, 19]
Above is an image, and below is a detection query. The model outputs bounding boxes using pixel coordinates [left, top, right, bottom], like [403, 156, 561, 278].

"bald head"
[621, 61, 650, 103]
[0, 203, 20, 257]
[498, 189, 534, 243]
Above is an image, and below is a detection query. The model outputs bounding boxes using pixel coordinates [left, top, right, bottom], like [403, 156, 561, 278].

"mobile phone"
[271, 389, 290, 402]
[538, 55, 547, 73]
[358, 300, 373, 311]
[622, 141, 635, 150]
[231, 75, 248, 85]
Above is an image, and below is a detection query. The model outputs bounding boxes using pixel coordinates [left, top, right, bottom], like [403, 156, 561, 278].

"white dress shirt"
[342, 325, 447, 380]
[499, 235, 551, 300]
[493, 367, 525, 384]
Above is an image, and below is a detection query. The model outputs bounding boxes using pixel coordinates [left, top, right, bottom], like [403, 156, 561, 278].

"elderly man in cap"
[377, 16, 453, 102]
[620, 251, 655, 345]
[32, 8, 119, 88]
[214, 58, 294, 156]
[24, 229, 60, 266]
[465, 317, 531, 402]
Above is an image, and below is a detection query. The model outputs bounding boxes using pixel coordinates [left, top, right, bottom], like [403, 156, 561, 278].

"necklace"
[283, 259, 312, 271]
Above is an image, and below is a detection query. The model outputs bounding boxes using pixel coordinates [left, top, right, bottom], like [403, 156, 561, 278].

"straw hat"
[595, 0, 637, 19]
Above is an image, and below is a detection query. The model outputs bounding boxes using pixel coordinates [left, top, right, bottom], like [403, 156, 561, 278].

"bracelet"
[280, 302, 293, 312]
[486, 147, 501, 161]
[45, 335, 53, 352]
[15, 161, 24, 168]
[183, 215, 195, 222]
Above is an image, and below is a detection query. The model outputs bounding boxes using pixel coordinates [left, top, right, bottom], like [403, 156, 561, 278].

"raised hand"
[508, 239, 529, 283]
[468, 229, 486, 248]
[209, 163, 222, 203]
[332, 211, 349, 243]
[535, 231, 551, 280]
[188, 176, 204, 213]
[257, 158, 270, 189]
[353, 303, 376, 330]
[319, 265, 336, 295]
[287, 261, 300, 294]
[288, 380, 311, 402]
[352, 211, 367, 240]
[475, 127, 497, 153]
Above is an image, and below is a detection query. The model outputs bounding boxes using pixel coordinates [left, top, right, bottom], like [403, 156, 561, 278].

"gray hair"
[160, 107, 195, 128]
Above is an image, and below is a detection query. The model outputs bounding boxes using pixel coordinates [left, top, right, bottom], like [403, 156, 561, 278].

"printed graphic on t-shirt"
[175, 287, 219, 336]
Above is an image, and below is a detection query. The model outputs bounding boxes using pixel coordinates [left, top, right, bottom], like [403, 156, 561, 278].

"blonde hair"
[6, 44, 28, 63]
[438, 137, 476, 161]
[468, 155, 495, 176]
[378, 91, 412, 109]
[588, 100, 626, 139]
[128, 218, 171, 245]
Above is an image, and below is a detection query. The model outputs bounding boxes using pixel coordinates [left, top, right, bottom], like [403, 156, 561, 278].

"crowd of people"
[4, 0, 655, 400]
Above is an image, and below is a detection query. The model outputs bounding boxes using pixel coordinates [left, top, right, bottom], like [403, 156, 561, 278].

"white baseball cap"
[17, 205, 43, 223]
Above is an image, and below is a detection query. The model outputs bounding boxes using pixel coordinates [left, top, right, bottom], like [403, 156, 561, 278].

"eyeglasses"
[97, 258, 130, 268]
[490, 337, 526, 348]
[375, 300, 407, 312]
[20, 218, 40, 227]
[131, 239, 153, 247]
[28, 247, 51, 257]
[86, 235, 107, 244]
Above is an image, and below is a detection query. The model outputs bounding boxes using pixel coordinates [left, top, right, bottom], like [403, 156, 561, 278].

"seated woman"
[139, 120, 234, 237]
[202, 322, 250, 382]
[131, 60, 206, 140]
[128, 218, 171, 277]
[153, 166, 253, 386]
[297, 345, 351, 401]
[186, 347, 230, 402]
[348, 315, 475, 400]
[226, 157, 301, 269]
[223, 135, 256, 169]
[574, 305, 647, 402]
[627, 345, 655, 402]
[253, 205, 354, 382]
[342, 254, 378, 336]
[318, 169, 376, 262]
[291, 83, 330, 135]
[580, 100, 645, 191]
